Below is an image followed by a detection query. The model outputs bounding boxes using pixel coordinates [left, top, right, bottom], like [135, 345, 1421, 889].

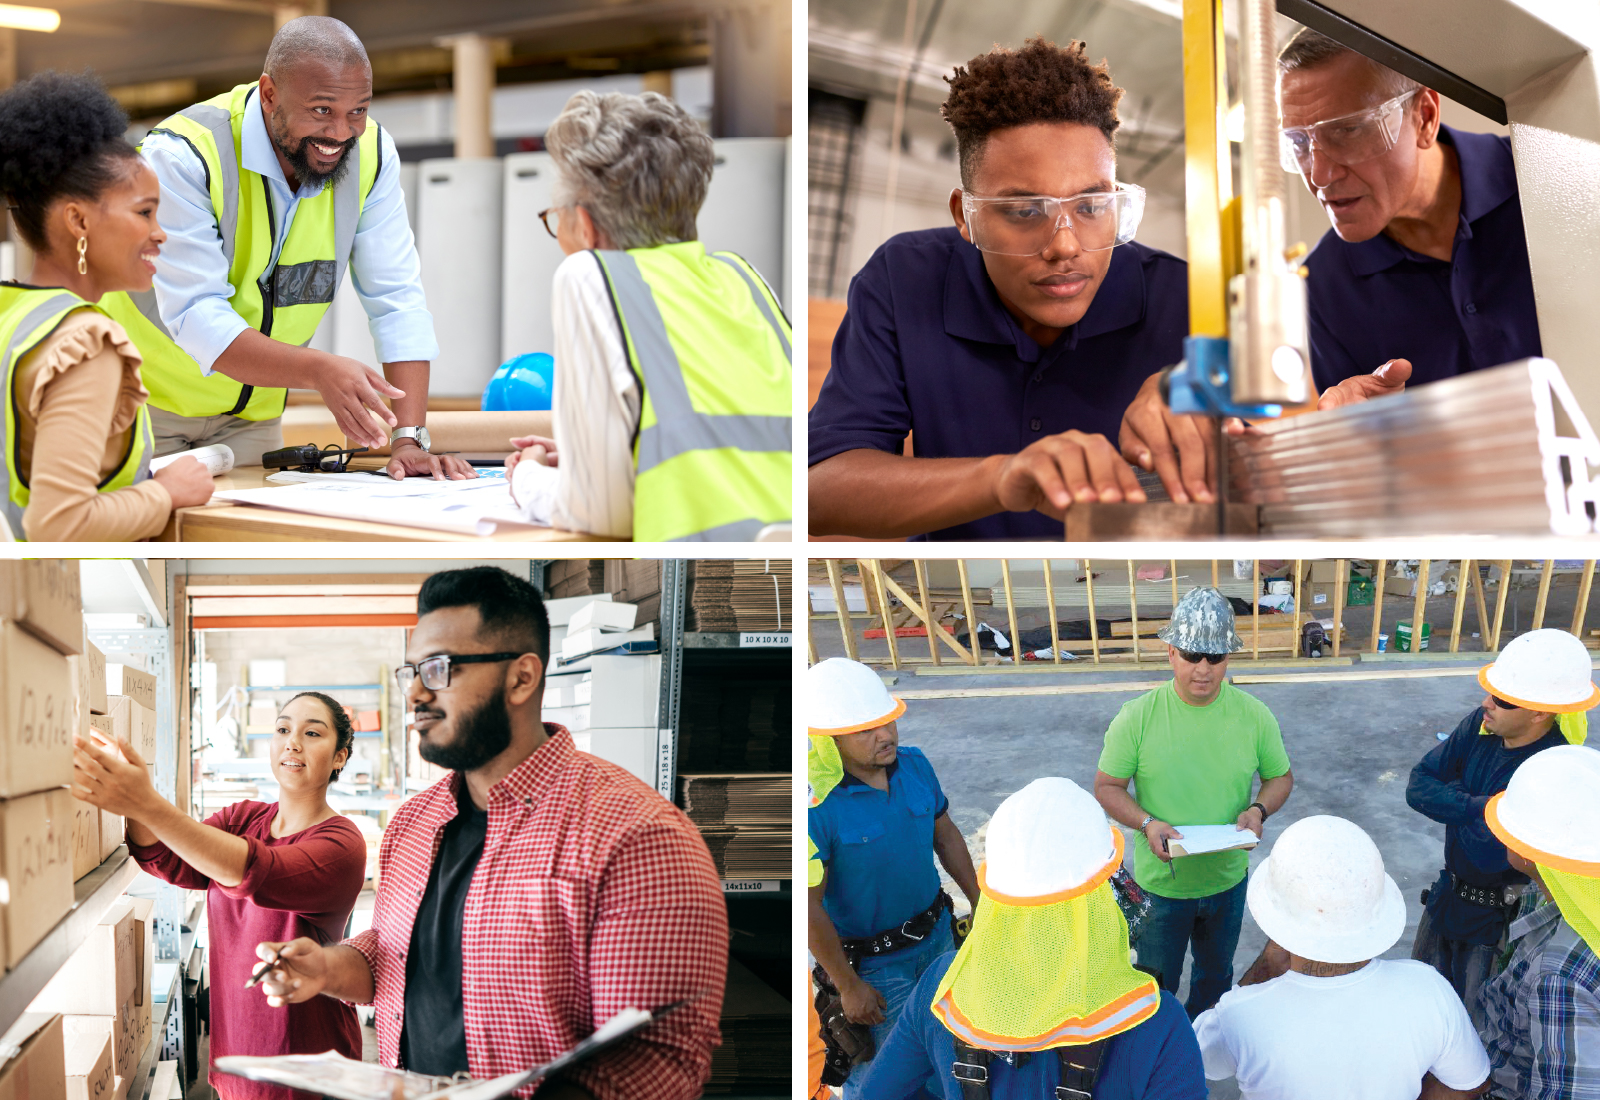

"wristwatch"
[391, 426, 431, 452]
[1138, 815, 1155, 833]
[1249, 801, 1269, 821]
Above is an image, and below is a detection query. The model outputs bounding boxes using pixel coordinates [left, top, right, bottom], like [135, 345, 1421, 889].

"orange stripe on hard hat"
[931, 980, 1160, 1049]
[808, 696, 907, 736]
[978, 829, 1124, 906]
[1477, 666, 1600, 714]
[1486, 791, 1600, 876]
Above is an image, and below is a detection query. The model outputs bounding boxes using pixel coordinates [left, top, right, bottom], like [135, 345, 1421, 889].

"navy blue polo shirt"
[808, 745, 949, 940]
[809, 226, 1188, 541]
[1304, 126, 1541, 392]
[854, 954, 1207, 1100]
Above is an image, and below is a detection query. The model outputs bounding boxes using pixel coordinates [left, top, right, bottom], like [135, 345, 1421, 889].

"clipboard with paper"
[1165, 824, 1260, 858]
[214, 1003, 681, 1100]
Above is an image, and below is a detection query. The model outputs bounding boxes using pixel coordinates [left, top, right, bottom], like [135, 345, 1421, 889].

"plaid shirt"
[344, 725, 728, 1100]
[1481, 897, 1600, 1099]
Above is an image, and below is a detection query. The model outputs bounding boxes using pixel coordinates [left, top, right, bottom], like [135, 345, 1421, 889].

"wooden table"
[158, 467, 606, 542]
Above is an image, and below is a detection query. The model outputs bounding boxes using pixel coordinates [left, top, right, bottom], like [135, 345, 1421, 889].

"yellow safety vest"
[0, 286, 153, 537]
[99, 82, 381, 420]
[591, 243, 791, 542]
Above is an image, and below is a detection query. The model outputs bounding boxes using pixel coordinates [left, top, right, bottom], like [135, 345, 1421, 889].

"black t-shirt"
[400, 779, 487, 1075]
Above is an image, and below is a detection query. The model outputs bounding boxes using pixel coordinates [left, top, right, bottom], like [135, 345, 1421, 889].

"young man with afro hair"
[809, 37, 1191, 540]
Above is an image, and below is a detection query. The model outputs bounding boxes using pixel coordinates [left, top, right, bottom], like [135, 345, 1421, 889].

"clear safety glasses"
[960, 182, 1146, 256]
[1279, 89, 1417, 175]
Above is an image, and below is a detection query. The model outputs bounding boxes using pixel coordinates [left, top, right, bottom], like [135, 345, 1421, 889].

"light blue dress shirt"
[140, 87, 439, 376]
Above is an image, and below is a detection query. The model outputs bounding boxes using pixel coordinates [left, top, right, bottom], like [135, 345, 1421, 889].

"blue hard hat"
[482, 352, 554, 411]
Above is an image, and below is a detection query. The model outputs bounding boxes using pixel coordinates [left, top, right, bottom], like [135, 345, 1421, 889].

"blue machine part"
[482, 352, 555, 411]
[1164, 334, 1284, 419]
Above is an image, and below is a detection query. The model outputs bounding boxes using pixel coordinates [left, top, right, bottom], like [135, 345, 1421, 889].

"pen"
[245, 948, 284, 989]
[1163, 836, 1175, 880]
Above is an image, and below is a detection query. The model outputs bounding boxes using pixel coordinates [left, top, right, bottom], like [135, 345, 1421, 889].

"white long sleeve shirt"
[511, 250, 640, 538]
[139, 88, 438, 373]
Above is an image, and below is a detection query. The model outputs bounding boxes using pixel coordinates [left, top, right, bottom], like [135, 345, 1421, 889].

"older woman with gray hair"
[506, 90, 792, 542]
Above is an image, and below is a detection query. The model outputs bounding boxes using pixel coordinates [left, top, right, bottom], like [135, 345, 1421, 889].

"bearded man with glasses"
[1092, 586, 1294, 1018]
[1280, 28, 1541, 408]
[1405, 628, 1596, 1027]
[809, 36, 1189, 540]
[250, 566, 728, 1100]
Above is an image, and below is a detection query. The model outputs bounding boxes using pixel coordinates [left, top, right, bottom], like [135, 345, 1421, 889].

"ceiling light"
[0, 4, 58, 32]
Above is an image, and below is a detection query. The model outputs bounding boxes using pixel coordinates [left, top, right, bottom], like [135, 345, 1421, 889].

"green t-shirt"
[1098, 679, 1290, 899]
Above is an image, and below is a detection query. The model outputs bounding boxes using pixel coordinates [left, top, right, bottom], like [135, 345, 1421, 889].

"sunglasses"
[1177, 649, 1228, 665]
[1486, 695, 1520, 711]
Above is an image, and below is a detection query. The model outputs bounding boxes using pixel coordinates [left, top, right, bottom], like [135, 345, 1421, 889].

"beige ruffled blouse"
[13, 308, 171, 541]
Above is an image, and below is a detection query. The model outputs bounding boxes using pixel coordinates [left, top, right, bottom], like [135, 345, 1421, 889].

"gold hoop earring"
[76, 236, 87, 276]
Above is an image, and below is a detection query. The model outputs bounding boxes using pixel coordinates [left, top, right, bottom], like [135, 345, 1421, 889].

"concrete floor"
[869, 657, 1499, 1099]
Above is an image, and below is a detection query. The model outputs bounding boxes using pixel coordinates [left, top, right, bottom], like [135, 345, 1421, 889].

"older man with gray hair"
[506, 90, 792, 542]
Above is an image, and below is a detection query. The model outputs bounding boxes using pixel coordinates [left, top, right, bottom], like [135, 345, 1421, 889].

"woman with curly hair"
[0, 70, 213, 539]
[504, 89, 792, 542]
[72, 691, 367, 1100]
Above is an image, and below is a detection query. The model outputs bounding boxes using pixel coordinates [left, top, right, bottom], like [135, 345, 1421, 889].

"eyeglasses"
[1177, 649, 1229, 665]
[1279, 89, 1418, 175]
[394, 652, 523, 693]
[959, 183, 1146, 256]
[537, 207, 564, 240]
[1486, 694, 1521, 711]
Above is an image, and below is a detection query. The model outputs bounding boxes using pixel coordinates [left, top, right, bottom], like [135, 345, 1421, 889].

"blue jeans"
[843, 918, 954, 1099]
[1411, 904, 1499, 1030]
[1133, 877, 1247, 1018]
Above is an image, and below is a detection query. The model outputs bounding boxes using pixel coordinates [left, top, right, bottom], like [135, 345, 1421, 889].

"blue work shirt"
[855, 952, 1207, 1100]
[808, 746, 949, 941]
[1304, 126, 1540, 392]
[809, 227, 1188, 541]
[1406, 707, 1566, 944]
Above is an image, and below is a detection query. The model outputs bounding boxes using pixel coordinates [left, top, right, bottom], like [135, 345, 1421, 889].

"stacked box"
[546, 559, 606, 599]
[62, 1017, 113, 1100]
[104, 698, 156, 764]
[0, 560, 82, 656]
[103, 667, 156, 714]
[70, 797, 99, 882]
[30, 901, 141, 1079]
[0, 1013, 65, 1100]
[603, 560, 662, 627]
[87, 715, 122, 860]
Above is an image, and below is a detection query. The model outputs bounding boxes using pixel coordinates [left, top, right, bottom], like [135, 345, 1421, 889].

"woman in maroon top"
[72, 691, 368, 1100]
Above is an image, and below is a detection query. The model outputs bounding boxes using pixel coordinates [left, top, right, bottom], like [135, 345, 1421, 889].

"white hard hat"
[1487, 744, 1600, 874]
[1480, 628, 1600, 712]
[806, 657, 905, 735]
[1246, 816, 1406, 964]
[983, 777, 1122, 901]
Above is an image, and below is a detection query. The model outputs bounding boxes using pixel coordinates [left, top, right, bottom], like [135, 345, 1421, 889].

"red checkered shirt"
[344, 725, 728, 1100]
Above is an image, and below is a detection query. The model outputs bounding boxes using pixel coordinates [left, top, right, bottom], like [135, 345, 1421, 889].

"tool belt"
[839, 890, 953, 965]
[1451, 873, 1521, 911]
[812, 963, 875, 1087]
[953, 1038, 1108, 1100]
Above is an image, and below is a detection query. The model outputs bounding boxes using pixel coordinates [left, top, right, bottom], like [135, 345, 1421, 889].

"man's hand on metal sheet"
[252, 937, 328, 1006]
[1119, 370, 1216, 504]
[994, 430, 1146, 520]
[1316, 358, 1412, 411]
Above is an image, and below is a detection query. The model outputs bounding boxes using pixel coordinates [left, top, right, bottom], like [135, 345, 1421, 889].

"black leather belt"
[842, 891, 952, 962]
[1453, 873, 1520, 911]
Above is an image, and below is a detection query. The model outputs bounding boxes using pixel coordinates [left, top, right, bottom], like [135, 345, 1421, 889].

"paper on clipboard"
[1166, 824, 1260, 858]
[215, 1005, 672, 1100]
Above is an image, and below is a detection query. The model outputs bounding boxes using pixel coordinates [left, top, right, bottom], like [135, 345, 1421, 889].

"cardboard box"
[98, 812, 122, 861]
[70, 797, 99, 881]
[83, 638, 106, 715]
[0, 560, 81, 656]
[590, 654, 662, 729]
[1384, 576, 1417, 598]
[32, 900, 136, 1017]
[103, 667, 155, 714]
[123, 898, 154, 1018]
[588, 727, 655, 786]
[110, 1078, 128, 1100]
[0, 622, 73, 797]
[569, 600, 638, 634]
[1306, 561, 1342, 583]
[149, 1064, 176, 1100]
[561, 624, 655, 660]
[0, 1013, 65, 1100]
[62, 1018, 113, 1100]
[0, 790, 74, 968]
[104, 699, 156, 764]
[118, 993, 148, 1082]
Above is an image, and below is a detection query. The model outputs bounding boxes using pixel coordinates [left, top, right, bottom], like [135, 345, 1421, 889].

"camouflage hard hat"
[1158, 586, 1243, 654]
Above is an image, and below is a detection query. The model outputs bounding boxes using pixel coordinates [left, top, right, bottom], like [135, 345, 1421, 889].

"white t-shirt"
[1192, 958, 1489, 1100]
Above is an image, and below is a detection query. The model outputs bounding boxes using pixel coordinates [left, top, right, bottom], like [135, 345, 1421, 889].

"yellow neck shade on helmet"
[1540, 864, 1600, 957]
[931, 841, 1159, 1051]
[808, 734, 844, 808]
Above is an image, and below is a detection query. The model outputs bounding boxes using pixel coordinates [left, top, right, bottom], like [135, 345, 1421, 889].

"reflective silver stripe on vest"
[710, 253, 791, 363]
[330, 135, 362, 301]
[130, 100, 239, 339]
[596, 250, 792, 475]
[1, 293, 85, 538]
[672, 517, 766, 542]
[132, 412, 153, 484]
